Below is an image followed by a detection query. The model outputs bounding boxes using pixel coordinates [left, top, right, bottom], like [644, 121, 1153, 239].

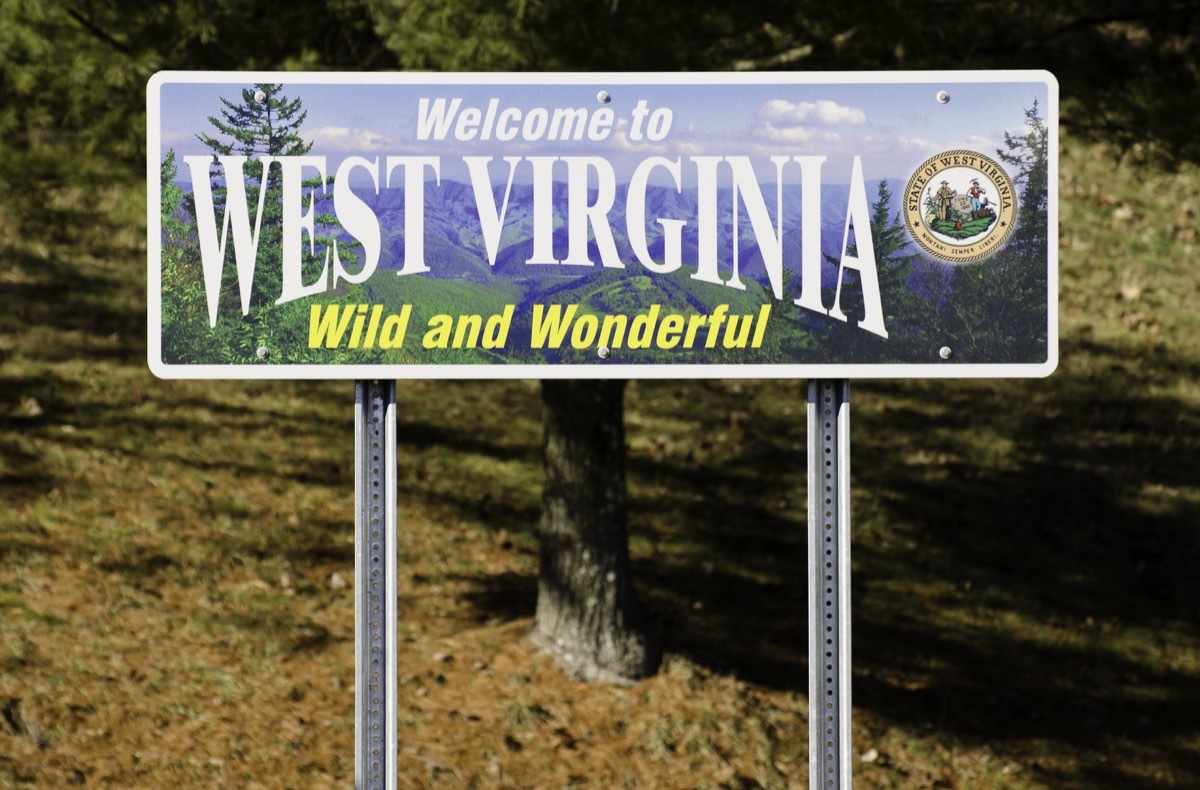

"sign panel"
[147, 71, 1057, 379]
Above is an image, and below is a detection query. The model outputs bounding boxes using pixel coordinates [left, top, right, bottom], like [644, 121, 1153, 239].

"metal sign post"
[808, 380, 852, 789]
[355, 380, 398, 790]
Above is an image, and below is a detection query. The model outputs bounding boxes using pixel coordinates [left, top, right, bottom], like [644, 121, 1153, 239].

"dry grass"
[1, 135, 1199, 788]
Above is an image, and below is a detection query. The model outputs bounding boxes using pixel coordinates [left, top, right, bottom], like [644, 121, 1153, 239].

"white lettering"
[464, 156, 521, 266]
[564, 157, 622, 268]
[829, 156, 888, 338]
[332, 156, 382, 287]
[416, 98, 460, 140]
[792, 156, 828, 314]
[384, 156, 441, 276]
[184, 154, 274, 327]
[415, 98, 616, 142]
[278, 156, 330, 305]
[627, 156, 684, 274]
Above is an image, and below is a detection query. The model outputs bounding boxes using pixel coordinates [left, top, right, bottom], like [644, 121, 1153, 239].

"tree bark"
[532, 380, 661, 683]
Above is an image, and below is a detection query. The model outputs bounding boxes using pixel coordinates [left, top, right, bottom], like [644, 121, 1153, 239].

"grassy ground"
[1, 135, 1198, 788]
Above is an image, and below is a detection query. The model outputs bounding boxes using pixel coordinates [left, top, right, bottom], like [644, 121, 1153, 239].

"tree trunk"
[532, 380, 661, 683]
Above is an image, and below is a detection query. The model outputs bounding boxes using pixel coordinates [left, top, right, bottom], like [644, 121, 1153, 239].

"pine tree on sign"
[195, 83, 333, 314]
[188, 84, 347, 362]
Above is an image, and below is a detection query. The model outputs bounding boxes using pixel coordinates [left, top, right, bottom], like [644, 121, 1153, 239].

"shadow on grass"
[1, 189, 147, 524]
[0, 376, 62, 510]
[453, 345, 1200, 785]
[0, 235, 145, 359]
[841, 342, 1200, 783]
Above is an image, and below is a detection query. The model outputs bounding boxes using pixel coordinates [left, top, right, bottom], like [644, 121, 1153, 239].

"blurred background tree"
[3, 0, 1198, 188]
[367, 0, 1200, 164]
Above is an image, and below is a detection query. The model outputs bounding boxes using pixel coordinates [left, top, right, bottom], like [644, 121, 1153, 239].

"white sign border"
[147, 70, 1058, 380]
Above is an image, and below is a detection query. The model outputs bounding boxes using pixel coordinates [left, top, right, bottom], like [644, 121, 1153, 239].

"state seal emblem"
[903, 150, 1017, 264]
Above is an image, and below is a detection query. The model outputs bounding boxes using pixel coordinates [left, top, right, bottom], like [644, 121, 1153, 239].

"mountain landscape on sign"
[363, 179, 858, 288]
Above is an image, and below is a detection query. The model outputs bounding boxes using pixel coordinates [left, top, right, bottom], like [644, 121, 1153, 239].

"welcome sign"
[147, 71, 1057, 379]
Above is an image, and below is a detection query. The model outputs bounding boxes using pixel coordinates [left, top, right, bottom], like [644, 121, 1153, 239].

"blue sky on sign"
[157, 78, 1048, 186]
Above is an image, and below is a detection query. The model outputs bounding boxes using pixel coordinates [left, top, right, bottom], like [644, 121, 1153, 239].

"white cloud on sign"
[756, 99, 867, 127]
[309, 126, 405, 153]
[750, 125, 842, 145]
[963, 134, 1002, 154]
[608, 117, 705, 157]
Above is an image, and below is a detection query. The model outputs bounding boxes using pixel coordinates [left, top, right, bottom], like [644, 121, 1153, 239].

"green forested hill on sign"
[3, 1, 1200, 786]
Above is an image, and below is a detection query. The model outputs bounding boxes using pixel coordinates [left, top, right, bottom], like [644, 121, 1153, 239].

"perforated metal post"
[355, 381, 398, 790]
[808, 380, 852, 790]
